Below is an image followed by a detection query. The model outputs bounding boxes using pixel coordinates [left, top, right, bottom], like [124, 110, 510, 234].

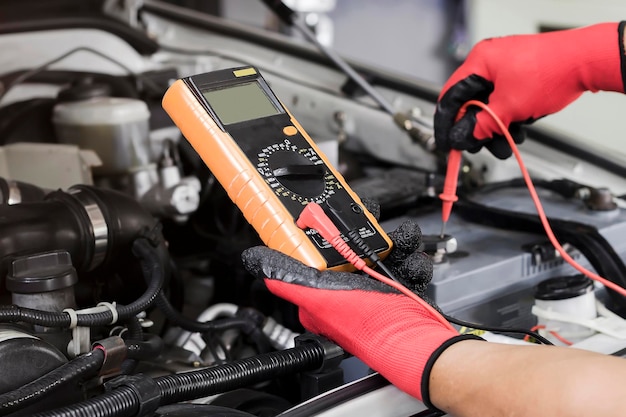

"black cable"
[377, 260, 553, 345]
[442, 314, 554, 346]
[368, 256, 552, 344]
[202, 333, 227, 365]
[0, 46, 163, 102]
[0, 238, 164, 328]
[154, 290, 262, 336]
[32, 343, 325, 417]
[374, 260, 398, 281]
[0, 349, 105, 416]
[339, 227, 555, 345]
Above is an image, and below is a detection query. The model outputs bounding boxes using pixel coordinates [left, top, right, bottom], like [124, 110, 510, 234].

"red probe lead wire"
[297, 202, 458, 332]
[442, 100, 626, 298]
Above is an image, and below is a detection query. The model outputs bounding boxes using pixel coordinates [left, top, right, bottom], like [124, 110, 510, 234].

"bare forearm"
[430, 340, 626, 417]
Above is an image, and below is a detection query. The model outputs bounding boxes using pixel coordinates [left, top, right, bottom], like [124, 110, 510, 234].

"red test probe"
[439, 100, 626, 298]
[438, 101, 476, 237]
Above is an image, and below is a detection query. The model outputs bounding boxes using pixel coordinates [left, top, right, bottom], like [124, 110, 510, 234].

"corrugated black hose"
[31, 343, 325, 417]
[0, 238, 164, 328]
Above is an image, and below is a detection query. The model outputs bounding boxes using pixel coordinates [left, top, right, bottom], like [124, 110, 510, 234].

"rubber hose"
[0, 349, 105, 416]
[119, 317, 145, 375]
[0, 239, 164, 328]
[126, 335, 164, 361]
[32, 344, 325, 417]
[154, 291, 259, 334]
[123, 316, 144, 342]
[121, 333, 165, 375]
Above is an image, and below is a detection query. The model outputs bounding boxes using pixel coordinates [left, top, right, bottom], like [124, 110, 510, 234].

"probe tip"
[439, 222, 447, 239]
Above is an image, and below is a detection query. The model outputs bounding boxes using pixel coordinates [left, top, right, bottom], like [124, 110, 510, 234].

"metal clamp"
[93, 336, 128, 378]
[68, 188, 108, 270]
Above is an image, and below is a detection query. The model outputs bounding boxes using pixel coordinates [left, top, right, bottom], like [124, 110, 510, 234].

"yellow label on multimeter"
[162, 66, 392, 270]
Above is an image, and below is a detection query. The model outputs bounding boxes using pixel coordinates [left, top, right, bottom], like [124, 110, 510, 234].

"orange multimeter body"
[162, 66, 392, 270]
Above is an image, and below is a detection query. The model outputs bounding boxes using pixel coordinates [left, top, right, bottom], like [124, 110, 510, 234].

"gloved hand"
[242, 220, 479, 408]
[435, 22, 626, 159]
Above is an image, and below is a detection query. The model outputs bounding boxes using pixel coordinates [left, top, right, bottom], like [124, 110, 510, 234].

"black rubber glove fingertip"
[396, 252, 433, 295]
[242, 246, 306, 280]
[485, 137, 513, 159]
[241, 246, 268, 278]
[448, 110, 481, 151]
[508, 122, 527, 145]
[387, 220, 423, 255]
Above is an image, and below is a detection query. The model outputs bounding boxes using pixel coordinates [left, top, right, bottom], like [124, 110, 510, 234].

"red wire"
[361, 264, 457, 332]
[297, 202, 457, 333]
[524, 324, 573, 345]
[330, 232, 457, 332]
[548, 330, 574, 346]
[461, 100, 626, 298]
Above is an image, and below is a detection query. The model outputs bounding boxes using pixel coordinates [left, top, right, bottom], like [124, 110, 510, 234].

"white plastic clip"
[97, 302, 119, 325]
[63, 301, 119, 329]
[63, 308, 79, 329]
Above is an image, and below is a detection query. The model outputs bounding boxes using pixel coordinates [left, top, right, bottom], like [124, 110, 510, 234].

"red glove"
[242, 221, 479, 409]
[435, 22, 626, 159]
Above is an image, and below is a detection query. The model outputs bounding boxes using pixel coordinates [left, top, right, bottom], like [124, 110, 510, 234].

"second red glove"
[435, 22, 626, 159]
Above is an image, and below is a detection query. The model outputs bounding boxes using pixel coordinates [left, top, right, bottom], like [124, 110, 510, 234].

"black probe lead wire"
[380, 261, 553, 345]
[441, 314, 554, 346]
[375, 260, 399, 282]
[336, 214, 550, 344]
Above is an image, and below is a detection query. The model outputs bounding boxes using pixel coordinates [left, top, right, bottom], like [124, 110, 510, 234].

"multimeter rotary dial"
[257, 140, 340, 202]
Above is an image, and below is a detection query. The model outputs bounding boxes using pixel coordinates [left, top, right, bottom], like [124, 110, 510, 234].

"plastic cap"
[6, 250, 78, 293]
[534, 275, 593, 301]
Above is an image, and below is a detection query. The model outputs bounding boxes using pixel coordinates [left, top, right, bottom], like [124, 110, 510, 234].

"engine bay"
[1, 1, 625, 416]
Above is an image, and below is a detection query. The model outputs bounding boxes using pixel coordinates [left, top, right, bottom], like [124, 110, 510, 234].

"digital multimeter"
[162, 66, 392, 270]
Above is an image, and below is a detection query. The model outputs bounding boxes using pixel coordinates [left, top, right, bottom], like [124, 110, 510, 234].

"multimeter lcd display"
[202, 82, 281, 125]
